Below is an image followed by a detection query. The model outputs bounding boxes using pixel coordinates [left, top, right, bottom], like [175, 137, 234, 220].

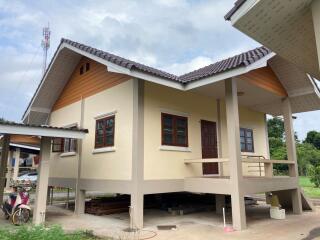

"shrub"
[310, 165, 320, 188]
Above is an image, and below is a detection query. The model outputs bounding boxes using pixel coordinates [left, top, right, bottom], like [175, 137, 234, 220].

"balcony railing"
[184, 156, 295, 177]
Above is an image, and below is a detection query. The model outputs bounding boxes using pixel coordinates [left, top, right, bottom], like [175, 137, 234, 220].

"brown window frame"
[161, 113, 188, 147]
[240, 128, 254, 152]
[52, 138, 64, 152]
[95, 115, 115, 149]
[63, 138, 77, 153]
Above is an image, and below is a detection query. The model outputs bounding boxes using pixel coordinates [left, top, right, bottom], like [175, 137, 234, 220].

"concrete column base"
[130, 193, 144, 230]
[215, 194, 225, 214]
[75, 189, 86, 215]
[33, 137, 51, 225]
[231, 192, 246, 231]
[292, 188, 303, 214]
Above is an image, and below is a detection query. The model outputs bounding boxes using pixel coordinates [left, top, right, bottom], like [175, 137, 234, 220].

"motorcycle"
[1, 185, 32, 225]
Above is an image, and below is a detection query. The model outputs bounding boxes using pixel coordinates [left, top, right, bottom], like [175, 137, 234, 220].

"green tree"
[296, 143, 320, 176]
[267, 117, 284, 139]
[305, 130, 320, 150]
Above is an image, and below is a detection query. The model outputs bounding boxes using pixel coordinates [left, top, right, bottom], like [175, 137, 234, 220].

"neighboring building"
[21, 38, 319, 230]
[0, 135, 40, 189]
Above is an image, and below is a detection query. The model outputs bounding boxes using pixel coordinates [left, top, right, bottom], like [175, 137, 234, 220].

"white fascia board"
[30, 107, 51, 114]
[63, 44, 184, 90]
[0, 125, 87, 139]
[9, 143, 40, 151]
[309, 75, 320, 98]
[185, 53, 274, 90]
[22, 45, 65, 122]
[230, 0, 260, 25]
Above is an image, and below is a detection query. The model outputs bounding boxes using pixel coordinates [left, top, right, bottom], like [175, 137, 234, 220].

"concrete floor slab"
[44, 203, 320, 240]
[0, 203, 319, 239]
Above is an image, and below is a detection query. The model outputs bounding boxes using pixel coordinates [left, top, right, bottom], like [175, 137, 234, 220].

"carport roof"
[0, 122, 88, 139]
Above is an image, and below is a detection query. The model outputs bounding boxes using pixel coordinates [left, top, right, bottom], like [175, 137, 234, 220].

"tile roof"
[179, 46, 271, 83]
[224, 0, 247, 20]
[0, 122, 88, 133]
[61, 38, 271, 83]
[61, 39, 180, 82]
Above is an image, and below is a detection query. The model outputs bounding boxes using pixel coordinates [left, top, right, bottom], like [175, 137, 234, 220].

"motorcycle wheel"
[12, 208, 31, 225]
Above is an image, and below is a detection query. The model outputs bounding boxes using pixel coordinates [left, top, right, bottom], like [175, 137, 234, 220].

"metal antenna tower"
[41, 23, 50, 75]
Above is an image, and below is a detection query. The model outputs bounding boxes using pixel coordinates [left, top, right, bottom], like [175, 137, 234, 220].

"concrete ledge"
[184, 177, 232, 194]
[143, 179, 184, 194]
[242, 177, 298, 194]
[79, 179, 132, 194]
[49, 177, 77, 189]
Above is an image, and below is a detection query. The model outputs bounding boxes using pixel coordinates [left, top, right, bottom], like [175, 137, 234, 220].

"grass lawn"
[0, 225, 108, 240]
[299, 176, 320, 199]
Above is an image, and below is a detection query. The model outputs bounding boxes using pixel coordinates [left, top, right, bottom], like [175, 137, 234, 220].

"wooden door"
[201, 120, 218, 175]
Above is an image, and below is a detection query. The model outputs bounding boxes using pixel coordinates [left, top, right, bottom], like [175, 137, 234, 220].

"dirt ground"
[1, 203, 320, 239]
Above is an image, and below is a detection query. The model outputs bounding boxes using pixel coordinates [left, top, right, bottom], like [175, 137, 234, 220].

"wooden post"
[33, 137, 51, 224]
[225, 78, 246, 230]
[12, 148, 20, 180]
[0, 134, 10, 205]
[5, 151, 13, 190]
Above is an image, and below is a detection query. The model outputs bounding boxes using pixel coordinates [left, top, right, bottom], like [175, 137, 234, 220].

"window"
[63, 138, 77, 153]
[86, 62, 90, 71]
[161, 113, 188, 147]
[80, 66, 84, 75]
[51, 126, 77, 153]
[95, 115, 115, 148]
[52, 138, 64, 152]
[240, 128, 254, 152]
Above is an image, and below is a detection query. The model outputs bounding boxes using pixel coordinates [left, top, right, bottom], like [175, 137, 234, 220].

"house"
[18, 38, 319, 230]
[0, 36, 318, 230]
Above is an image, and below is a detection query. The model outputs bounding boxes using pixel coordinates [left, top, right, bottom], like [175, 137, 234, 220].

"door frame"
[200, 119, 219, 176]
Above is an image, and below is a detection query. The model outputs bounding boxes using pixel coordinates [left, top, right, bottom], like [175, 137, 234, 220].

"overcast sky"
[0, 0, 319, 140]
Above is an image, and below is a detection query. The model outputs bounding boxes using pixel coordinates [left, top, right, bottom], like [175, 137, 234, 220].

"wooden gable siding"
[11, 135, 40, 146]
[52, 57, 131, 111]
[238, 65, 288, 97]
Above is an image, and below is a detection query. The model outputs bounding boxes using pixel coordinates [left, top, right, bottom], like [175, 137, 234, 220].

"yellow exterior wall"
[49, 80, 134, 180]
[81, 80, 133, 180]
[144, 82, 269, 180]
[49, 101, 81, 178]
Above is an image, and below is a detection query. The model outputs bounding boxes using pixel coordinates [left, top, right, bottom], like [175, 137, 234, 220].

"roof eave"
[226, 0, 259, 24]
[185, 52, 275, 90]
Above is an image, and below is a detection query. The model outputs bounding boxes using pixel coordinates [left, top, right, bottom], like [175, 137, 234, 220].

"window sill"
[60, 152, 76, 157]
[159, 145, 191, 152]
[92, 146, 116, 154]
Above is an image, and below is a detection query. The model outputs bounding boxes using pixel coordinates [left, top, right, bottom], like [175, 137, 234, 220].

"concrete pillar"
[225, 78, 246, 230]
[75, 97, 85, 215]
[33, 137, 51, 224]
[0, 135, 10, 205]
[75, 189, 86, 215]
[215, 194, 225, 214]
[217, 99, 224, 175]
[12, 148, 20, 180]
[130, 79, 144, 229]
[312, 0, 320, 72]
[282, 98, 302, 214]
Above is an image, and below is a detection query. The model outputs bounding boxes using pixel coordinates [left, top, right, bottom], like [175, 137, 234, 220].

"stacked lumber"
[85, 197, 129, 216]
